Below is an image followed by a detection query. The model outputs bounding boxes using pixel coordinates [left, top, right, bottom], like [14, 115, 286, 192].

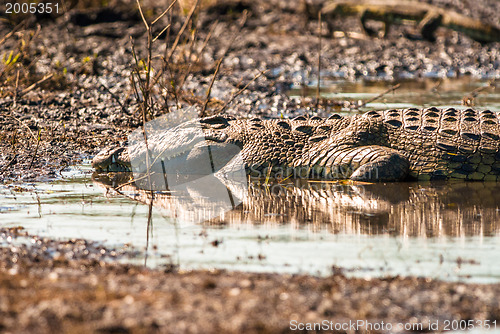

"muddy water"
[290, 77, 500, 112]
[2, 170, 500, 283]
[2, 79, 500, 283]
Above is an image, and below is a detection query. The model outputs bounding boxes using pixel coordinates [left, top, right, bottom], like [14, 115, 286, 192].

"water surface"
[2, 78, 500, 283]
[290, 77, 500, 112]
[2, 168, 500, 283]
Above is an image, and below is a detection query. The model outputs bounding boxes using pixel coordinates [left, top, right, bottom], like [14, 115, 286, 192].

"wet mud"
[1, 227, 500, 333]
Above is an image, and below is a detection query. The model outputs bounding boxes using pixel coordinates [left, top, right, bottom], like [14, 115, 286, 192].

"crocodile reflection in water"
[93, 173, 500, 238]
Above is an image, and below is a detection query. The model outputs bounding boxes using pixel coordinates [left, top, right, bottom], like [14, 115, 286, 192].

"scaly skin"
[92, 108, 500, 182]
[303, 0, 500, 43]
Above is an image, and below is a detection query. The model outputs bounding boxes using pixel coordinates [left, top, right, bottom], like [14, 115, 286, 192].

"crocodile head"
[92, 115, 243, 175]
[92, 146, 132, 172]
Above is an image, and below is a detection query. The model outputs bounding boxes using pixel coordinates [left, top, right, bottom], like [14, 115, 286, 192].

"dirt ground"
[1, 0, 500, 332]
[0, 228, 499, 334]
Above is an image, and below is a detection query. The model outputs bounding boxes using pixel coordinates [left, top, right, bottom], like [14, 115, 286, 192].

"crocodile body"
[93, 108, 500, 182]
[303, 0, 500, 43]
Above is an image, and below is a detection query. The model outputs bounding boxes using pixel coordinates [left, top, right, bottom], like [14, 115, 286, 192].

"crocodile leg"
[359, 9, 379, 37]
[418, 11, 442, 42]
[383, 20, 391, 38]
[349, 146, 410, 182]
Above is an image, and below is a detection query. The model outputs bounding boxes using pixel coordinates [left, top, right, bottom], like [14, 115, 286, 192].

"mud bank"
[0, 228, 498, 333]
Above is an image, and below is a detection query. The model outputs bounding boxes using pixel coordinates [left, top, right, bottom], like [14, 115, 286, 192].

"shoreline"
[1, 227, 499, 333]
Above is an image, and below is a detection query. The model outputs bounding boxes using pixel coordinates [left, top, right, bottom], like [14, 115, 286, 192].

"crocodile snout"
[92, 147, 131, 172]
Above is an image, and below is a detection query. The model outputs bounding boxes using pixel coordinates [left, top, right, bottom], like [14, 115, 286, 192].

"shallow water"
[1, 166, 500, 283]
[290, 77, 500, 112]
[2, 78, 500, 283]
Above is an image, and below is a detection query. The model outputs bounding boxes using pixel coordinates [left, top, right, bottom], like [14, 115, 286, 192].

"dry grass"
[129, 0, 241, 120]
[0, 20, 69, 99]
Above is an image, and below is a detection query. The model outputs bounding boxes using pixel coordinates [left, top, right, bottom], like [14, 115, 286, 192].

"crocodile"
[302, 0, 500, 43]
[92, 107, 500, 182]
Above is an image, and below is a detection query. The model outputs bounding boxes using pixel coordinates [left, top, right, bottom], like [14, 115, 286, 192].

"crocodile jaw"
[92, 139, 242, 175]
[131, 140, 242, 175]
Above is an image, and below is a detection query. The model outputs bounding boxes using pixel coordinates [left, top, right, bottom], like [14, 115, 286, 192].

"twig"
[169, 66, 182, 108]
[157, 26, 198, 100]
[129, 38, 148, 111]
[462, 80, 496, 106]
[468, 80, 496, 98]
[201, 56, 223, 117]
[153, 24, 171, 43]
[167, 0, 201, 63]
[149, 0, 200, 107]
[200, 11, 248, 117]
[177, 20, 218, 91]
[430, 79, 443, 97]
[134, 0, 153, 119]
[13, 70, 20, 107]
[20, 74, 54, 96]
[264, 163, 273, 185]
[0, 155, 17, 174]
[0, 21, 25, 46]
[137, 8, 153, 191]
[6, 114, 36, 140]
[218, 69, 269, 113]
[144, 27, 153, 119]
[29, 129, 41, 169]
[100, 82, 128, 114]
[129, 37, 144, 92]
[316, 11, 322, 111]
[136, 0, 149, 30]
[115, 173, 150, 191]
[184, 29, 197, 69]
[152, 0, 179, 25]
[194, 21, 218, 65]
[144, 190, 154, 267]
[357, 83, 401, 109]
[165, 5, 173, 50]
[35, 191, 42, 218]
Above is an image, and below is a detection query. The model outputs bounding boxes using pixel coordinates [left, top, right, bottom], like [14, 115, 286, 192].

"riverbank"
[0, 227, 499, 333]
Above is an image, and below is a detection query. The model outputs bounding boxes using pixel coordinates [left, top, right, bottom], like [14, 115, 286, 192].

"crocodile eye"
[200, 115, 231, 125]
